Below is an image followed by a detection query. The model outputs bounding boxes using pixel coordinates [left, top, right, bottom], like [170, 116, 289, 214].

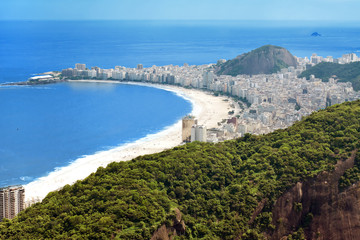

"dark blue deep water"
[0, 20, 359, 186]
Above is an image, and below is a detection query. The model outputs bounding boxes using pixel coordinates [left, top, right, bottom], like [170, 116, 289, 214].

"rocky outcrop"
[2, 79, 62, 86]
[269, 150, 360, 240]
[308, 183, 360, 240]
[216, 45, 298, 76]
[151, 208, 186, 240]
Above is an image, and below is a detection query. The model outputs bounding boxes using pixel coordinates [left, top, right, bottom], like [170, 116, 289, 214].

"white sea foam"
[20, 176, 33, 182]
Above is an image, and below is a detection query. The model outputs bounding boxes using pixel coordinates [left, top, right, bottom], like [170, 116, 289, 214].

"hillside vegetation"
[298, 62, 360, 91]
[1, 101, 360, 239]
[216, 45, 298, 76]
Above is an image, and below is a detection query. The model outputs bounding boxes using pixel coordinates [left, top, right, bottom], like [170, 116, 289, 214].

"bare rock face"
[151, 208, 186, 240]
[216, 45, 298, 76]
[308, 184, 360, 240]
[269, 150, 360, 240]
[151, 225, 172, 240]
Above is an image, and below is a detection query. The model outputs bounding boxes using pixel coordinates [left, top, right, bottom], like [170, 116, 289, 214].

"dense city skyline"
[1, 0, 360, 22]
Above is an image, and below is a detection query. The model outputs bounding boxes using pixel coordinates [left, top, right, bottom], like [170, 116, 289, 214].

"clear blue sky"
[1, 0, 359, 21]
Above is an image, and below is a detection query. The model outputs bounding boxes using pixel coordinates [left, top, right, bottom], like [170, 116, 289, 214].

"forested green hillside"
[298, 62, 360, 91]
[1, 101, 360, 239]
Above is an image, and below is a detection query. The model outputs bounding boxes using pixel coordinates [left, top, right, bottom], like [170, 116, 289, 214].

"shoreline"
[24, 80, 232, 202]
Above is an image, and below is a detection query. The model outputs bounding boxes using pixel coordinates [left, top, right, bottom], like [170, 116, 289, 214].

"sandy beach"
[24, 81, 232, 202]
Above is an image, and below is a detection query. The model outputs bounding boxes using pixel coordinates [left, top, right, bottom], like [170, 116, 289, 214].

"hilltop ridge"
[299, 61, 360, 91]
[216, 45, 298, 76]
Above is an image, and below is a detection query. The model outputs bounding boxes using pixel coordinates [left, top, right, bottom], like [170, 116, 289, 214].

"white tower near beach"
[191, 125, 207, 142]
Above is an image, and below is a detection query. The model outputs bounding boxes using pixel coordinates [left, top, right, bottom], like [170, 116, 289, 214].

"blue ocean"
[0, 20, 359, 187]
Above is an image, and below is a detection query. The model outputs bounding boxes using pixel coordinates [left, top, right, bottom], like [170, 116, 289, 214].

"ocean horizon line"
[1, 19, 359, 27]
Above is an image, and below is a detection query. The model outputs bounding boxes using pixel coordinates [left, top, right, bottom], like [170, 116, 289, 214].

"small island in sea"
[311, 32, 322, 37]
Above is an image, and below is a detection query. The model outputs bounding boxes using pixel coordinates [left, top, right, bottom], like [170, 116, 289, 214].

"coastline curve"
[24, 81, 231, 203]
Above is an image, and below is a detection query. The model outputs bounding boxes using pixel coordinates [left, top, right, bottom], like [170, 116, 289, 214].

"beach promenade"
[24, 81, 232, 203]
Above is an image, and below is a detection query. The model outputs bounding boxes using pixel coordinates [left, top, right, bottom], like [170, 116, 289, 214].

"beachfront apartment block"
[75, 63, 86, 71]
[0, 186, 25, 221]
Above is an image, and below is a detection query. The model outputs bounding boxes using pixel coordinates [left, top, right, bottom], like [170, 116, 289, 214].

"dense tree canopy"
[299, 62, 360, 91]
[1, 100, 360, 239]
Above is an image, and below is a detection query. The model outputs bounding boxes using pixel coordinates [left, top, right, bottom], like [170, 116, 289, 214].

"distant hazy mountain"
[216, 45, 298, 76]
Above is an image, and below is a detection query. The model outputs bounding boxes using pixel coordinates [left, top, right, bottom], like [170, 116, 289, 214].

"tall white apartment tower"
[191, 125, 207, 142]
[202, 71, 215, 89]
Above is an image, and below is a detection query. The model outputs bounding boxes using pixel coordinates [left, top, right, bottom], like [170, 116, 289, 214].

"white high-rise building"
[350, 53, 358, 62]
[191, 125, 207, 142]
[191, 125, 196, 142]
[89, 69, 97, 78]
[202, 71, 215, 89]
